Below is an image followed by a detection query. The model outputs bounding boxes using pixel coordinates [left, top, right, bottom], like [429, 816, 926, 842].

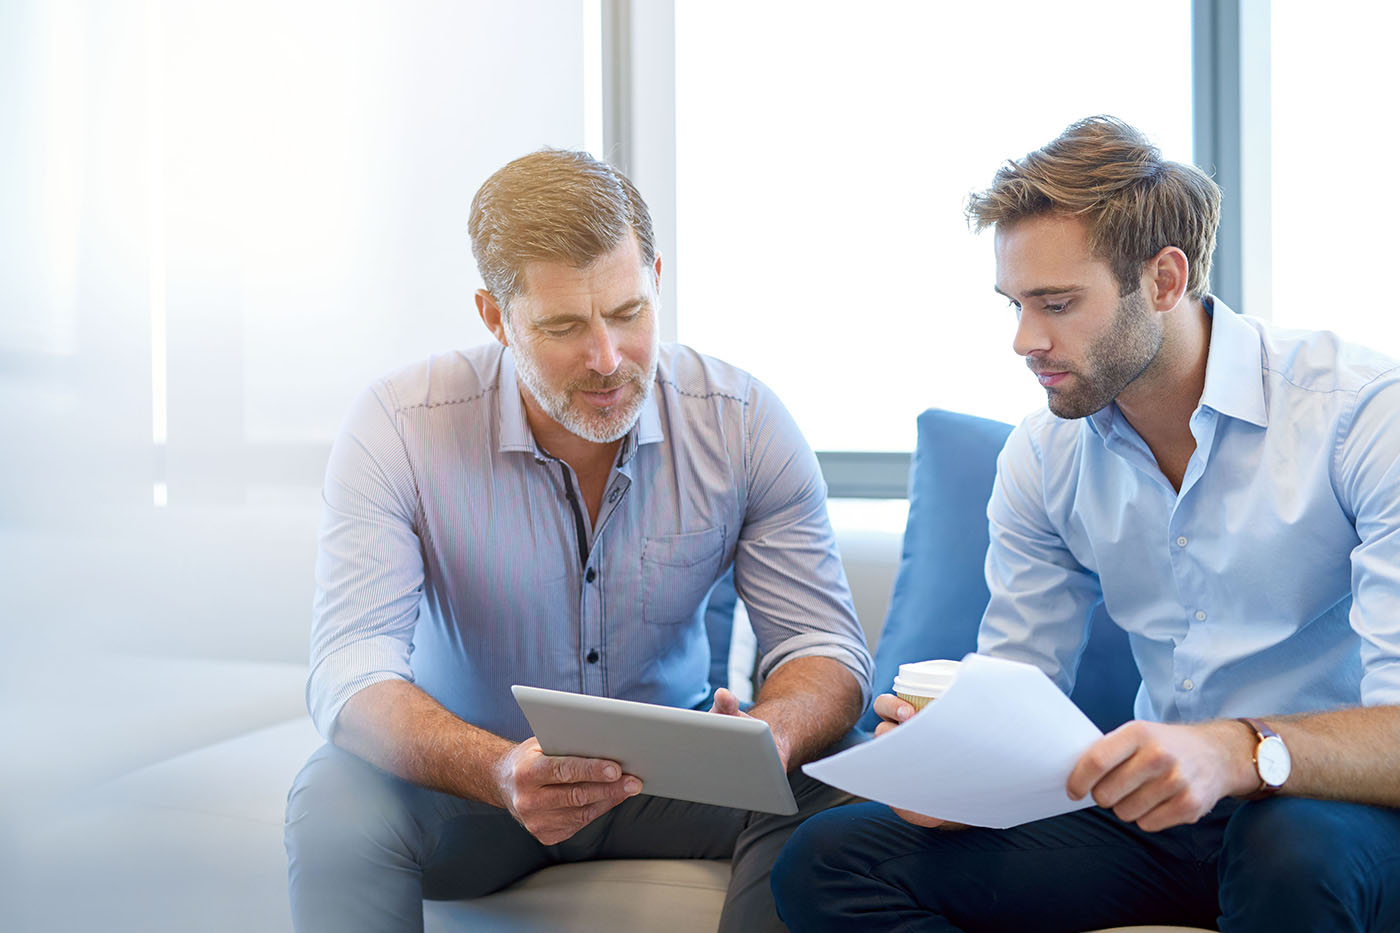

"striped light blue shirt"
[980, 298, 1400, 723]
[308, 343, 873, 741]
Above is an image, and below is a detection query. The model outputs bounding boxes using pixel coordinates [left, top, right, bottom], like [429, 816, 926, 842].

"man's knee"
[1220, 797, 1396, 931]
[285, 743, 425, 877]
[772, 802, 892, 927]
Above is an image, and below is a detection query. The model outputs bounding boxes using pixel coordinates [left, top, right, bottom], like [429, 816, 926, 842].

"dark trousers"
[285, 739, 857, 933]
[771, 797, 1400, 932]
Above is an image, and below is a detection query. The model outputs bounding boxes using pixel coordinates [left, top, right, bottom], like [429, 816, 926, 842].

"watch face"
[1257, 735, 1291, 786]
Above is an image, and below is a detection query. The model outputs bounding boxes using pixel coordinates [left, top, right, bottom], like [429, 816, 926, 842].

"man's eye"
[543, 326, 579, 337]
[1045, 302, 1069, 314]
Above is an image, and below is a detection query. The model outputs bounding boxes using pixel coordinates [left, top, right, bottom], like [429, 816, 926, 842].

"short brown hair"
[468, 149, 656, 313]
[966, 116, 1221, 300]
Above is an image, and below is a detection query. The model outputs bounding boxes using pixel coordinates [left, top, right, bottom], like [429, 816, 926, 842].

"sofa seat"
[427, 859, 730, 932]
[3, 709, 736, 933]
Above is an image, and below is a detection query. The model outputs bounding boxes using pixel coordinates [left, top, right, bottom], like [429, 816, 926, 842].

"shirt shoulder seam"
[390, 385, 496, 414]
[656, 377, 748, 405]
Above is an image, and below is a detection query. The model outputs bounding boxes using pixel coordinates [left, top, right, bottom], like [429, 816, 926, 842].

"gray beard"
[511, 345, 655, 444]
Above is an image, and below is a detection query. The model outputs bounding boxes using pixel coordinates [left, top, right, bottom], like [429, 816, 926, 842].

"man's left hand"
[1066, 719, 1256, 832]
[710, 687, 791, 772]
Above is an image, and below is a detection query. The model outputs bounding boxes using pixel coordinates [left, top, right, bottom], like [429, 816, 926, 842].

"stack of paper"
[804, 654, 1104, 828]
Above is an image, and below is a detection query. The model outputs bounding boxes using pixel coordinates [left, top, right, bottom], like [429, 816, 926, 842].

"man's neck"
[1115, 298, 1212, 492]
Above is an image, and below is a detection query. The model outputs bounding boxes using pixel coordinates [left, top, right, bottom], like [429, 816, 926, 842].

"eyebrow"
[993, 284, 1085, 299]
[533, 296, 648, 328]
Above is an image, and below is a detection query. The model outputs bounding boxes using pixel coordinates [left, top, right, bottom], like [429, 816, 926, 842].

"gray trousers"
[284, 737, 859, 933]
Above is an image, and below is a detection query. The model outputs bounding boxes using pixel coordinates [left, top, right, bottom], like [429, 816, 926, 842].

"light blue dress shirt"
[307, 343, 873, 741]
[980, 298, 1400, 723]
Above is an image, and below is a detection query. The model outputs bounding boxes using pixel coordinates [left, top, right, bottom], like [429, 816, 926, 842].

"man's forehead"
[516, 237, 648, 295]
[993, 214, 1107, 292]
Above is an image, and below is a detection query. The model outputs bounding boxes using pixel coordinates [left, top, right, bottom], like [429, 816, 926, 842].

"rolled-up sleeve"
[306, 384, 425, 739]
[732, 378, 874, 707]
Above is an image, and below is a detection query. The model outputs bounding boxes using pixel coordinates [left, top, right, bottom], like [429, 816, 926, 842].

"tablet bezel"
[511, 685, 798, 816]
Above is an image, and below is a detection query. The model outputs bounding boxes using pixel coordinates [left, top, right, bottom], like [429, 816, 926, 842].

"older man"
[282, 149, 871, 932]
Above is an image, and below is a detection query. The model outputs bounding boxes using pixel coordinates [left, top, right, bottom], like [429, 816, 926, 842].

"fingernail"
[604, 765, 620, 781]
[898, 706, 912, 720]
[624, 779, 641, 795]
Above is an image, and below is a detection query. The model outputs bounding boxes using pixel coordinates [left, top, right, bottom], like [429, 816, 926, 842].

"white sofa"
[0, 502, 1205, 932]
[0, 501, 899, 933]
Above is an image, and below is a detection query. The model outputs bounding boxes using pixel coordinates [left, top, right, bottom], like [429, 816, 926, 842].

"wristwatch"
[1237, 717, 1291, 798]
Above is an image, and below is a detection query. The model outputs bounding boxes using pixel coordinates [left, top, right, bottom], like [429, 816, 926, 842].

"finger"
[709, 688, 740, 716]
[530, 789, 632, 846]
[536, 753, 623, 786]
[872, 693, 914, 724]
[1090, 744, 1174, 810]
[874, 721, 897, 738]
[570, 781, 643, 829]
[1127, 784, 1212, 833]
[1066, 727, 1140, 800]
[531, 775, 642, 813]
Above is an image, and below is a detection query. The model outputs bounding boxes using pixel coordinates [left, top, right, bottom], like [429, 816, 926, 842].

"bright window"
[1270, 4, 1400, 353]
[675, 0, 1194, 450]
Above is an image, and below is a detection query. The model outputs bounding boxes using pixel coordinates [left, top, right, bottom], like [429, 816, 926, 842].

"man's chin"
[1046, 393, 1115, 420]
[564, 396, 645, 443]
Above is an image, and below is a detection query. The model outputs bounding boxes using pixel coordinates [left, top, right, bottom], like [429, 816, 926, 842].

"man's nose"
[1012, 310, 1050, 359]
[585, 320, 622, 375]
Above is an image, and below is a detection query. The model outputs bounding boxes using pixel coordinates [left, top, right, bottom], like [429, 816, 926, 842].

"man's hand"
[1067, 719, 1256, 832]
[493, 737, 642, 845]
[710, 687, 791, 771]
[867, 692, 946, 828]
[871, 692, 916, 738]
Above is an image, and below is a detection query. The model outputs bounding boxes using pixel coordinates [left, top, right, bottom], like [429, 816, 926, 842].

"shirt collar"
[1086, 294, 1267, 438]
[496, 346, 667, 462]
[496, 348, 540, 455]
[617, 380, 665, 466]
[1196, 295, 1268, 428]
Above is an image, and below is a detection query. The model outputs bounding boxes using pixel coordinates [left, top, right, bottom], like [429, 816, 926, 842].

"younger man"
[774, 116, 1400, 932]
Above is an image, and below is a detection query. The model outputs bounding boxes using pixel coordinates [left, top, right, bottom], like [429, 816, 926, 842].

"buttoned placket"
[541, 454, 634, 697]
[1162, 406, 1222, 719]
[1101, 405, 1222, 720]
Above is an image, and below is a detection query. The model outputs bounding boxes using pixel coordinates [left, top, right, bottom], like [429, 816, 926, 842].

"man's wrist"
[1213, 718, 1267, 798]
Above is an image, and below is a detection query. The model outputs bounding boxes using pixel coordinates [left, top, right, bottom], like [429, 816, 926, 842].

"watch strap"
[1237, 717, 1282, 799]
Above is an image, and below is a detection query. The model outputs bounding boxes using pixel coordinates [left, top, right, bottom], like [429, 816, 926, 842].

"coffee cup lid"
[892, 659, 961, 696]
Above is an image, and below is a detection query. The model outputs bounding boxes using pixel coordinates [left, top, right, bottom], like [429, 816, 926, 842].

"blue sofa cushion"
[860, 408, 1139, 734]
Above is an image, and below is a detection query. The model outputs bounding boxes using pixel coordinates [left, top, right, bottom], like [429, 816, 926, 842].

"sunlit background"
[2, 4, 1397, 926]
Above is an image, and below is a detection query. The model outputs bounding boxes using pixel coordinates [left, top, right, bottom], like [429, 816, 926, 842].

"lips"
[579, 384, 628, 407]
[1035, 371, 1069, 387]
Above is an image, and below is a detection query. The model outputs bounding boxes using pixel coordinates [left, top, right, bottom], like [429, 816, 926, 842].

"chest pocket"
[641, 526, 726, 625]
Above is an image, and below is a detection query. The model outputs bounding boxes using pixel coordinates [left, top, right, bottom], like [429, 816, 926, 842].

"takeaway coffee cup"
[891, 659, 962, 712]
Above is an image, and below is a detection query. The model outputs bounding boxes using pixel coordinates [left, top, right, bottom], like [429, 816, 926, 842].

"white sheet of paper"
[804, 654, 1105, 829]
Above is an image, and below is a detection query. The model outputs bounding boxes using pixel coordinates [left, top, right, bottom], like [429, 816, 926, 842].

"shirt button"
[607, 488, 621, 504]
[586, 649, 600, 663]
[1182, 678, 1195, 691]
[1195, 610, 1207, 621]
[1176, 536, 1188, 547]
[585, 568, 597, 583]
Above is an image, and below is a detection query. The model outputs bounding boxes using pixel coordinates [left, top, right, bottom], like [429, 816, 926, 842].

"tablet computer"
[511, 685, 798, 815]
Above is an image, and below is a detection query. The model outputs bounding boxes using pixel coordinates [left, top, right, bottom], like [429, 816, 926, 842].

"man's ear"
[475, 289, 510, 346]
[652, 251, 663, 293]
[1144, 246, 1190, 312]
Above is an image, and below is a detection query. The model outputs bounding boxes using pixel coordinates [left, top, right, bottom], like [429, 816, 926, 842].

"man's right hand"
[494, 737, 643, 845]
[870, 692, 946, 829]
